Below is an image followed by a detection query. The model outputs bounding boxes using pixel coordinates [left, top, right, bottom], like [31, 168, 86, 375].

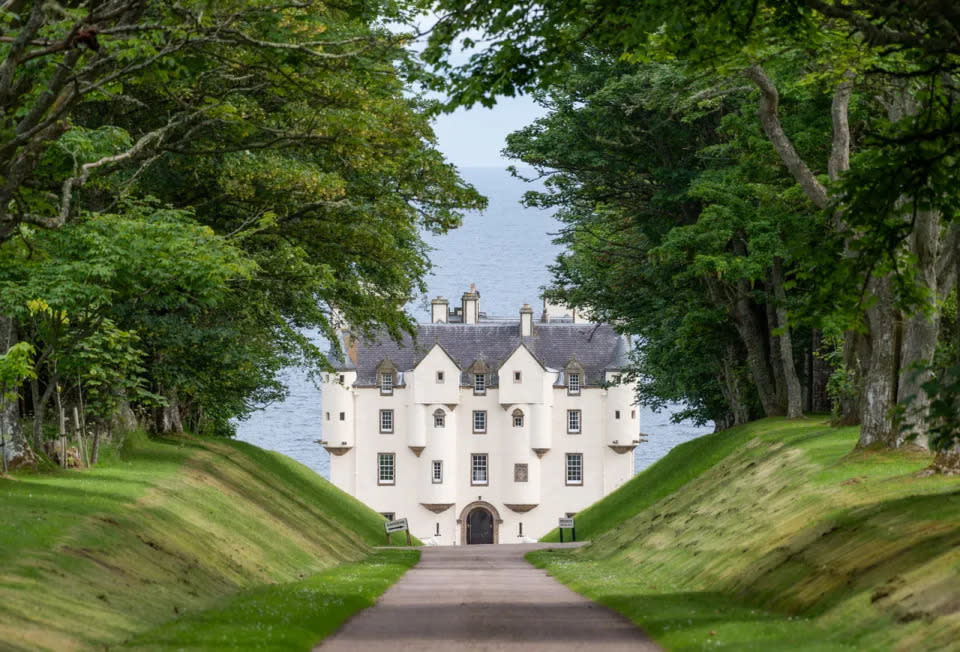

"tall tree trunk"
[110, 394, 138, 433]
[0, 314, 31, 469]
[731, 290, 782, 417]
[766, 297, 788, 412]
[30, 377, 43, 450]
[894, 209, 942, 449]
[858, 277, 899, 447]
[30, 374, 57, 451]
[837, 330, 868, 424]
[718, 344, 751, 426]
[772, 259, 804, 418]
[156, 388, 183, 434]
[91, 425, 101, 466]
[810, 329, 833, 414]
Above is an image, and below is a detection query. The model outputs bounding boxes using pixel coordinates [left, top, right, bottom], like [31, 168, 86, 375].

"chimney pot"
[461, 285, 480, 324]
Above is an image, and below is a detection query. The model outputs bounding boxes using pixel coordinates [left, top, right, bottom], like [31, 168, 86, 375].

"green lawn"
[531, 418, 960, 651]
[123, 549, 418, 651]
[0, 433, 416, 651]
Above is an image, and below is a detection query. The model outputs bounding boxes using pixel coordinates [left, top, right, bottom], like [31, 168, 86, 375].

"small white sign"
[384, 518, 408, 534]
[559, 517, 575, 529]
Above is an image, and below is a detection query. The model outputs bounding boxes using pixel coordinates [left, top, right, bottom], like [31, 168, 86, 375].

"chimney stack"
[431, 296, 449, 323]
[461, 284, 480, 324]
[345, 333, 359, 365]
[520, 303, 534, 337]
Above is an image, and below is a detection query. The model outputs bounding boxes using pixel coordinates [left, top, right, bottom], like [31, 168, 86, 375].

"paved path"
[315, 543, 660, 651]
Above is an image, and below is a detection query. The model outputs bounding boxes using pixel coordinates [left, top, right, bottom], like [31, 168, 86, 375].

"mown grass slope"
[0, 433, 416, 651]
[531, 418, 960, 651]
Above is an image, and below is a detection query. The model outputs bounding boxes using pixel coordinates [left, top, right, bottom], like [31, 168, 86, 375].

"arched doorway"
[467, 507, 494, 544]
[458, 501, 502, 544]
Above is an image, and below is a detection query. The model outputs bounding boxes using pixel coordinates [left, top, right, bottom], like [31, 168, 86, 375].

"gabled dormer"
[412, 343, 461, 405]
[467, 357, 491, 395]
[498, 343, 548, 405]
[564, 356, 585, 395]
[376, 357, 397, 395]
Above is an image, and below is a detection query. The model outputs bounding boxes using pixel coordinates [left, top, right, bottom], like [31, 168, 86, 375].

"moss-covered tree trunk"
[0, 314, 31, 469]
[858, 277, 899, 446]
[772, 259, 804, 418]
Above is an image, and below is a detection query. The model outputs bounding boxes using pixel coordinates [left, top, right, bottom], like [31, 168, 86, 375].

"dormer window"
[564, 357, 585, 395]
[436, 370, 444, 384]
[377, 358, 397, 395]
[513, 371, 522, 383]
[467, 358, 490, 394]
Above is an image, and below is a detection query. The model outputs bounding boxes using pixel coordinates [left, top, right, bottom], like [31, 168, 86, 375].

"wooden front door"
[467, 508, 493, 544]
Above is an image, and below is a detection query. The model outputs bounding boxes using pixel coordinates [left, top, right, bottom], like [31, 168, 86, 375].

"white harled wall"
[321, 342, 638, 543]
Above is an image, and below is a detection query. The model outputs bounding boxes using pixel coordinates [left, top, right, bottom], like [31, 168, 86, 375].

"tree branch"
[829, 71, 855, 181]
[743, 64, 829, 210]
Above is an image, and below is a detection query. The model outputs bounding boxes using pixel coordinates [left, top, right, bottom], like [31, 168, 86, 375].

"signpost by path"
[384, 517, 411, 545]
[558, 517, 575, 543]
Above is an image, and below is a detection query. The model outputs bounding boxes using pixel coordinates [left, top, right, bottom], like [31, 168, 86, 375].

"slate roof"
[337, 321, 630, 386]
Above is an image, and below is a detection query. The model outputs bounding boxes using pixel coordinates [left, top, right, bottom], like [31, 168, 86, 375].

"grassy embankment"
[0, 432, 418, 651]
[532, 418, 960, 651]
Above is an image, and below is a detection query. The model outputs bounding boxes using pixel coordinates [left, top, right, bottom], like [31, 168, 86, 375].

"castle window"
[568, 373, 581, 394]
[380, 373, 393, 395]
[514, 463, 528, 482]
[512, 408, 524, 428]
[474, 373, 486, 394]
[325, 412, 330, 421]
[432, 460, 443, 484]
[472, 410, 487, 433]
[566, 453, 583, 485]
[433, 409, 445, 428]
[378, 454, 395, 485]
[631, 409, 636, 419]
[339, 374, 345, 384]
[513, 371, 522, 383]
[471, 454, 488, 485]
[340, 411, 346, 421]
[567, 409, 581, 433]
[615, 410, 621, 420]
[436, 370, 444, 383]
[379, 409, 394, 433]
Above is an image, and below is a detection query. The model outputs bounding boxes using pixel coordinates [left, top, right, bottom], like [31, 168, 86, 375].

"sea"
[235, 166, 713, 477]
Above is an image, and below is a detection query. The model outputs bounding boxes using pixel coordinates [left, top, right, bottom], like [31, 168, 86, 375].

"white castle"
[320, 286, 640, 544]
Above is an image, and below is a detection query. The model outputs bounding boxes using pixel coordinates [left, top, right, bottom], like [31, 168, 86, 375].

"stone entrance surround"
[457, 500, 503, 544]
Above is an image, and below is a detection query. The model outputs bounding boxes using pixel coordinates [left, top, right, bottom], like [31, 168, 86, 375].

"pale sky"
[402, 13, 547, 168]
[432, 95, 546, 168]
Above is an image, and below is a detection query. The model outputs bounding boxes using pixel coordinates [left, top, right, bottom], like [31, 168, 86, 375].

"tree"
[424, 0, 960, 456]
[1, 0, 484, 443]
[0, 341, 35, 471]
